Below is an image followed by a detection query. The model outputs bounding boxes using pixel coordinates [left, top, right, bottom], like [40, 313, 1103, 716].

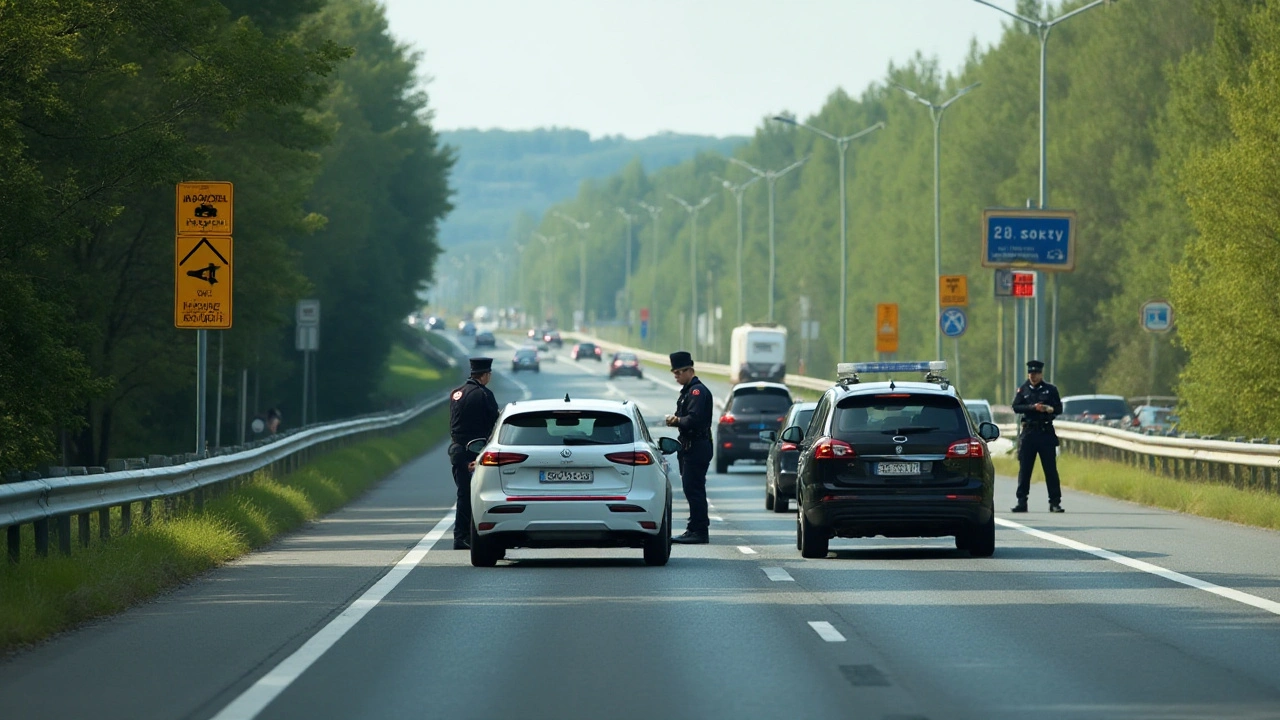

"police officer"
[1012, 359, 1064, 513]
[664, 350, 714, 544]
[448, 357, 500, 549]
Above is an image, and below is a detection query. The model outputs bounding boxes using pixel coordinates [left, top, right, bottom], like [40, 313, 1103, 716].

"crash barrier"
[997, 420, 1280, 495]
[0, 394, 448, 563]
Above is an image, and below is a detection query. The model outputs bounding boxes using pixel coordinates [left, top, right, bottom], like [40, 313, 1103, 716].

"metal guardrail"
[0, 394, 449, 562]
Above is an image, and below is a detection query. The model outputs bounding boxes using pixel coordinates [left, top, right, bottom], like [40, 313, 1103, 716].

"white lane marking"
[737, 546, 757, 555]
[210, 508, 458, 720]
[710, 515, 725, 522]
[808, 621, 847, 642]
[996, 518, 1280, 616]
[502, 372, 532, 401]
[763, 567, 794, 582]
[604, 381, 626, 398]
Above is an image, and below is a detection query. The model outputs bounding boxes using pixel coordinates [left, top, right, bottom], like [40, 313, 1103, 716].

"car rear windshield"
[1062, 397, 1129, 418]
[833, 395, 969, 441]
[790, 408, 815, 430]
[498, 410, 634, 446]
[729, 389, 792, 414]
[515, 349, 536, 358]
[616, 352, 637, 361]
[965, 404, 993, 424]
[578, 343, 597, 351]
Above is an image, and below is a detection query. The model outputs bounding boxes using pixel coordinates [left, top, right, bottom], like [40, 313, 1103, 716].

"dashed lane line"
[737, 546, 757, 555]
[762, 567, 795, 582]
[808, 621, 847, 642]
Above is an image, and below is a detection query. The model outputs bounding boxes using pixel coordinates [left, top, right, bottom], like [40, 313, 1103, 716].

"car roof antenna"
[889, 380, 896, 391]
[564, 393, 571, 403]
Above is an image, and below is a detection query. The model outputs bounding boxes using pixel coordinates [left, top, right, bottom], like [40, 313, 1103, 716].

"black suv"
[782, 362, 1000, 559]
[715, 382, 793, 474]
[759, 401, 817, 513]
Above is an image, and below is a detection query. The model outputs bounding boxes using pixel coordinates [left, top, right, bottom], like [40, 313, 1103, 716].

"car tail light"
[719, 413, 736, 425]
[479, 451, 529, 466]
[604, 451, 654, 466]
[613, 360, 621, 367]
[813, 437, 855, 459]
[478, 522, 496, 531]
[946, 439, 985, 459]
[780, 442, 798, 452]
[594, 347, 601, 355]
[777, 416, 786, 423]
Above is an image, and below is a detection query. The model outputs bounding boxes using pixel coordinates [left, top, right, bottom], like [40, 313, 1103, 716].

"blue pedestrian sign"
[940, 308, 967, 338]
[982, 208, 1077, 272]
[1140, 300, 1173, 333]
[639, 319, 648, 340]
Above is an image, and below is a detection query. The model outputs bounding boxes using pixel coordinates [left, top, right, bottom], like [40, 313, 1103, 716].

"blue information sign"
[940, 308, 967, 338]
[982, 208, 1077, 271]
[639, 319, 648, 340]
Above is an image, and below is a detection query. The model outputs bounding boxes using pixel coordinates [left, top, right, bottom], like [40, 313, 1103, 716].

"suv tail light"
[480, 451, 529, 466]
[780, 442, 798, 452]
[813, 438, 855, 459]
[604, 451, 654, 466]
[946, 439, 985, 459]
[719, 413, 736, 425]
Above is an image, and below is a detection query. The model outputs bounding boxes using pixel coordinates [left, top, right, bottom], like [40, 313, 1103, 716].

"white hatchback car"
[464, 398, 680, 567]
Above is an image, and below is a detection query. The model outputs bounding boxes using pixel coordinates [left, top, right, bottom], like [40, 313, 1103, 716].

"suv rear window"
[833, 395, 969, 440]
[499, 410, 634, 446]
[515, 348, 537, 358]
[729, 389, 792, 414]
[1061, 397, 1129, 418]
[578, 343, 597, 351]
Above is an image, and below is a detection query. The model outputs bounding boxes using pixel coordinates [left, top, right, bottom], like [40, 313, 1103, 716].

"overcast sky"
[380, 0, 1020, 139]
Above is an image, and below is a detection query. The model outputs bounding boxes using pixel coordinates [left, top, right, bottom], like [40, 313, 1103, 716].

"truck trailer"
[729, 324, 788, 384]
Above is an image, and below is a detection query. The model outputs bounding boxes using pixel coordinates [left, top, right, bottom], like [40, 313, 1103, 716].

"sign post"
[940, 308, 967, 389]
[297, 299, 320, 426]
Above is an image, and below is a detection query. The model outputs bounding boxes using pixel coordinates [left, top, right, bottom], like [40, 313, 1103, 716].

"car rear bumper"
[609, 367, 643, 377]
[718, 439, 772, 462]
[473, 489, 665, 547]
[802, 495, 992, 538]
[774, 471, 797, 497]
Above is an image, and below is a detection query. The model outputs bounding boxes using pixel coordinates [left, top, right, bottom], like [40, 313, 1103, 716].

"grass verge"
[993, 454, 1280, 531]
[0, 401, 450, 653]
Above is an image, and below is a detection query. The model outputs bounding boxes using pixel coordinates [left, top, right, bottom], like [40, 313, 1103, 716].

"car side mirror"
[779, 426, 804, 443]
[465, 438, 487, 454]
[759, 430, 777, 443]
[978, 422, 1000, 442]
[657, 437, 680, 455]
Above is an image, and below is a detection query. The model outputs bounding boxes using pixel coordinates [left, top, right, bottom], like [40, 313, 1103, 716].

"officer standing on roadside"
[448, 357, 500, 549]
[1011, 359, 1064, 513]
[664, 350, 714, 544]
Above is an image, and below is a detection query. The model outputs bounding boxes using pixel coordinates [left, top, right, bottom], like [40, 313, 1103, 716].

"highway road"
[2, 337, 1279, 719]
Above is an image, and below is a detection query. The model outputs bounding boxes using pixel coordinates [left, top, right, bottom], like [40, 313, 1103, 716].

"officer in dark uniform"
[664, 350, 714, 544]
[448, 357, 500, 549]
[1011, 359, 1064, 513]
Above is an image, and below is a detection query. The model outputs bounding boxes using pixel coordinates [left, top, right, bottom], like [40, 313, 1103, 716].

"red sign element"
[1011, 272, 1037, 298]
[639, 308, 650, 321]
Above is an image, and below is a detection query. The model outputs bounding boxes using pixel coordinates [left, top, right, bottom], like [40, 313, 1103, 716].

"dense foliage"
[0, 0, 453, 471]
[516, 0, 1274, 435]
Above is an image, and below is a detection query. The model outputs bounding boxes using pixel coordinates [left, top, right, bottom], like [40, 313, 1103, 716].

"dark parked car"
[458, 321, 476, 336]
[511, 347, 540, 373]
[785, 361, 999, 559]
[571, 342, 602, 361]
[715, 382, 793, 474]
[424, 315, 444, 331]
[1061, 394, 1130, 422]
[759, 402, 817, 513]
[609, 352, 644, 379]
[474, 330, 496, 348]
[543, 330, 563, 348]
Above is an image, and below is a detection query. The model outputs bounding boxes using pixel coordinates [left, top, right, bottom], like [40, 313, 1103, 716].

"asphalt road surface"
[2, 336, 1279, 720]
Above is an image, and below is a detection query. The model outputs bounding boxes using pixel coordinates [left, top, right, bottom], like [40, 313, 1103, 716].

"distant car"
[425, 315, 444, 331]
[609, 352, 643, 379]
[511, 347, 540, 373]
[465, 398, 680, 567]
[716, 382, 794, 474]
[1060, 394, 1130, 422]
[527, 328, 539, 339]
[1131, 404, 1178, 432]
[759, 401, 817, 513]
[474, 330, 496, 348]
[964, 399, 994, 426]
[543, 330, 563, 348]
[571, 342, 602, 361]
[458, 321, 476, 336]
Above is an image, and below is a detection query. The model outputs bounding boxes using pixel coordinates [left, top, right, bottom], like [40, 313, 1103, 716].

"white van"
[729, 324, 788, 384]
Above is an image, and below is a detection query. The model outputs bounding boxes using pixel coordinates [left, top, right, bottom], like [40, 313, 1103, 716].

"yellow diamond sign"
[175, 235, 233, 328]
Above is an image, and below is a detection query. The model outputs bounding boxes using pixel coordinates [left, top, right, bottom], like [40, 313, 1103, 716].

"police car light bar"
[836, 361, 947, 380]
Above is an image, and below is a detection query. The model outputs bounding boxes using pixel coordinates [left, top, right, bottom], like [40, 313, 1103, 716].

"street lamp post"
[896, 81, 981, 360]
[710, 174, 761, 326]
[666, 192, 716, 359]
[552, 211, 591, 330]
[637, 201, 663, 345]
[772, 116, 884, 362]
[615, 207, 637, 329]
[532, 232, 560, 324]
[973, 0, 1114, 380]
[725, 157, 807, 323]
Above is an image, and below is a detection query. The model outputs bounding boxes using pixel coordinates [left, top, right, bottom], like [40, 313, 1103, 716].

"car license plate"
[540, 469, 594, 483]
[749, 442, 769, 451]
[877, 462, 920, 476]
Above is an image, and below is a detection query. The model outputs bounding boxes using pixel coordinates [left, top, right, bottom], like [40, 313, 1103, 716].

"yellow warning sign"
[940, 275, 968, 307]
[875, 303, 899, 354]
[176, 181, 233, 236]
[175, 235, 232, 328]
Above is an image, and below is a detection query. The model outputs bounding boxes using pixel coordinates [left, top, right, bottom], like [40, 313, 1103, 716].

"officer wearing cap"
[664, 350, 714, 544]
[1011, 359, 1064, 513]
[448, 357, 500, 549]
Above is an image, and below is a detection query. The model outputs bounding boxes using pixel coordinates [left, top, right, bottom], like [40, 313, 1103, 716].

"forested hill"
[438, 129, 746, 247]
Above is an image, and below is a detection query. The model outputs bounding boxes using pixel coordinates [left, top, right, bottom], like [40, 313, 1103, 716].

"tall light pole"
[552, 211, 590, 330]
[896, 81, 981, 360]
[666, 192, 715, 358]
[637, 200, 663, 345]
[532, 232, 560, 324]
[615, 207, 637, 328]
[973, 0, 1114, 380]
[772, 116, 884, 362]
[725, 157, 807, 323]
[710, 173, 761, 326]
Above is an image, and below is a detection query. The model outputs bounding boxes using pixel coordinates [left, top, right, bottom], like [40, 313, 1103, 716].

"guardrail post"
[34, 518, 52, 556]
[99, 507, 111, 540]
[78, 514, 91, 547]
[121, 503, 132, 534]
[142, 499, 153, 525]
[194, 487, 204, 512]
[7, 526, 18, 563]
[57, 515, 72, 555]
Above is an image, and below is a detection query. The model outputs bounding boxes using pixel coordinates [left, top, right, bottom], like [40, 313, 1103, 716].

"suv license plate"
[540, 469, 594, 483]
[877, 462, 920, 476]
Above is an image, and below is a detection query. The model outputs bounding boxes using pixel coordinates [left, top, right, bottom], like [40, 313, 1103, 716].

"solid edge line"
[995, 517, 1280, 616]
[210, 507, 458, 720]
[808, 621, 847, 642]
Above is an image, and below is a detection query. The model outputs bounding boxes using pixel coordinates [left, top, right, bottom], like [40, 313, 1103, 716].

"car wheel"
[798, 506, 829, 559]
[716, 456, 729, 475]
[643, 498, 672, 566]
[968, 512, 996, 558]
[954, 532, 970, 550]
[765, 483, 775, 511]
[469, 523, 501, 567]
[773, 493, 789, 514]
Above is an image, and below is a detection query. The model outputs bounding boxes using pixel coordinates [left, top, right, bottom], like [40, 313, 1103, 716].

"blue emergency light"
[837, 361, 947, 380]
